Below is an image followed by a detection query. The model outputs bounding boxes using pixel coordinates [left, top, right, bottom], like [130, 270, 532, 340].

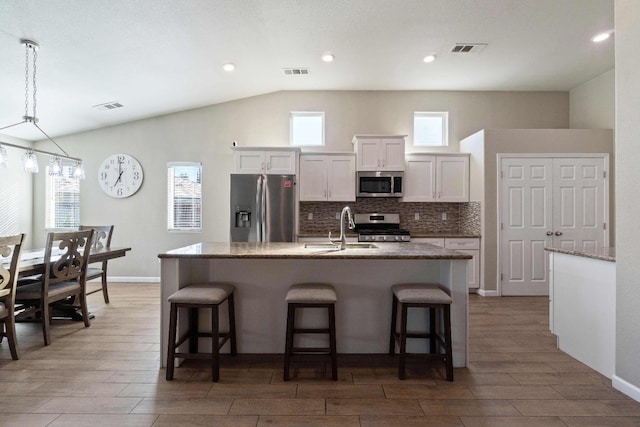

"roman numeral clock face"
[98, 154, 144, 198]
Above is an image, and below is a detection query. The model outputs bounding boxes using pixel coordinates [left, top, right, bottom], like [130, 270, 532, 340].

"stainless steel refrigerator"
[230, 174, 296, 242]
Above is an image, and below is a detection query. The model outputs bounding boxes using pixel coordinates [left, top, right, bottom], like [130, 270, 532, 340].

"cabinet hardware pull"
[546, 231, 553, 236]
[554, 231, 563, 236]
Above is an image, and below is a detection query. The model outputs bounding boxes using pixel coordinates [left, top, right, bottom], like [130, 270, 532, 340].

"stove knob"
[383, 236, 387, 241]
[395, 236, 401, 241]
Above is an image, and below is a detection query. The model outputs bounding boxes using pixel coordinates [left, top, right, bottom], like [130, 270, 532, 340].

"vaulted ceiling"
[0, 0, 614, 141]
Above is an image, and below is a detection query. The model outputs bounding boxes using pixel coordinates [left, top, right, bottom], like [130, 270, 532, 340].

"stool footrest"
[291, 347, 331, 354]
[293, 328, 330, 334]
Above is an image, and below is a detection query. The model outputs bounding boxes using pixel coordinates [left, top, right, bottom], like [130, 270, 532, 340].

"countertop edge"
[544, 246, 615, 262]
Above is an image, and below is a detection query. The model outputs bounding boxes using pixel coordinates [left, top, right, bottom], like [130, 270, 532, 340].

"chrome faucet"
[329, 206, 355, 250]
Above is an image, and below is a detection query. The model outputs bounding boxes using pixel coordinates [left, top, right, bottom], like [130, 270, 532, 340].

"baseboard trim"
[90, 276, 160, 283]
[477, 288, 499, 297]
[612, 374, 640, 403]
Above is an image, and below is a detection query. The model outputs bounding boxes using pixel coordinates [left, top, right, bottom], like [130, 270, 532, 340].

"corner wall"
[614, 0, 640, 398]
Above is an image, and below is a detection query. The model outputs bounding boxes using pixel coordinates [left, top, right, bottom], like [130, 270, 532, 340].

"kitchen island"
[158, 242, 471, 368]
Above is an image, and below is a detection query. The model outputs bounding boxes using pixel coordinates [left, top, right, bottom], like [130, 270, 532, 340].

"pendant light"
[0, 39, 85, 179]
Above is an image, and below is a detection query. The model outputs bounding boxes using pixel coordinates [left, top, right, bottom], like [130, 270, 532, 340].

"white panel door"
[552, 157, 607, 251]
[500, 156, 608, 296]
[500, 158, 553, 296]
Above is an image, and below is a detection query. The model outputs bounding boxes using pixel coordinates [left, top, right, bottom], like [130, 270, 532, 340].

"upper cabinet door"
[234, 150, 266, 174]
[356, 139, 382, 171]
[436, 156, 469, 202]
[299, 156, 329, 201]
[234, 150, 298, 175]
[403, 155, 436, 201]
[266, 151, 297, 175]
[379, 138, 405, 170]
[328, 155, 356, 201]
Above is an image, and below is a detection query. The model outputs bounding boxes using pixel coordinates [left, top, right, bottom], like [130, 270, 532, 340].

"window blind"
[45, 164, 80, 229]
[167, 162, 202, 231]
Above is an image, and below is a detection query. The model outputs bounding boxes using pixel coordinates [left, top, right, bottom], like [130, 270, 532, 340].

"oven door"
[357, 172, 403, 197]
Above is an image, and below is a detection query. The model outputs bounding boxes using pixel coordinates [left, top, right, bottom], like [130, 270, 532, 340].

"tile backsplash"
[299, 200, 480, 235]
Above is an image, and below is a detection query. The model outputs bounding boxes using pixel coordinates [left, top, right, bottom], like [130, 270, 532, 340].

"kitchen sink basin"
[303, 242, 379, 250]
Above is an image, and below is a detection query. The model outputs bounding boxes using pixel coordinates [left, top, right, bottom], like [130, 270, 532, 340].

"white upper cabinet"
[436, 155, 469, 202]
[353, 135, 406, 171]
[233, 148, 298, 175]
[403, 154, 469, 202]
[299, 154, 356, 201]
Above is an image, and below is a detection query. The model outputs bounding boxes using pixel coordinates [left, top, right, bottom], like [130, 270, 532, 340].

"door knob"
[554, 231, 563, 236]
[546, 231, 553, 236]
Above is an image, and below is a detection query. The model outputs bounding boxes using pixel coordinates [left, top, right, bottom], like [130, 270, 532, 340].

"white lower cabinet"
[413, 237, 480, 290]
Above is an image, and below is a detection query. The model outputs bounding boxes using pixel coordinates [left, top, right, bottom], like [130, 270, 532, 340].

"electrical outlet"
[308, 213, 313, 220]
[335, 212, 340, 220]
[442, 212, 447, 221]
[414, 212, 420, 220]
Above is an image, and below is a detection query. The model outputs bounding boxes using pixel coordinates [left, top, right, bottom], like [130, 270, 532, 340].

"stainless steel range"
[354, 213, 411, 242]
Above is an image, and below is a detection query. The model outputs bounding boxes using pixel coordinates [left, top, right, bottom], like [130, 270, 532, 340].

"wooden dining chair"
[15, 229, 93, 346]
[79, 225, 114, 304]
[0, 233, 25, 359]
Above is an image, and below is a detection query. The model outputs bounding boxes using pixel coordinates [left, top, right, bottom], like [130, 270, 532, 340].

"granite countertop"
[158, 242, 472, 260]
[298, 232, 481, 239]
[544, 246, 615, 262]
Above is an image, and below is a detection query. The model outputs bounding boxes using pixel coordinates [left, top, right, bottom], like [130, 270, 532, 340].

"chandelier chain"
[24, 43, 30, 118]
[33, 48, 37, 119]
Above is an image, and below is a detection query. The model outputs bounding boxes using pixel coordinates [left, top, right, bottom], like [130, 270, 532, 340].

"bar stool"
[283, 283, 337, 381]
[166, 283, 237, 382]
[389, 283, 453, 381]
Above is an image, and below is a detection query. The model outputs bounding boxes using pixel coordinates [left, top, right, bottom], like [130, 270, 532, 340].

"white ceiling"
[0, 0, 614, 142]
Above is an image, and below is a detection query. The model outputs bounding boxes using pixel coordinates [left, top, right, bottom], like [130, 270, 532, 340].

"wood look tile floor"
[1, 283, 639, 426]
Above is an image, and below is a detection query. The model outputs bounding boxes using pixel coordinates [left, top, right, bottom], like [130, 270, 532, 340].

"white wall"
[614, 0, 640, 397]
[28, 90, 569, 278]
[570, 69, 615, 129]
[0, 135, 34, 247]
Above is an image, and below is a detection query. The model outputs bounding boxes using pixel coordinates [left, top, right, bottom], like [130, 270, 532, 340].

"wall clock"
[98, 153, 144, 198]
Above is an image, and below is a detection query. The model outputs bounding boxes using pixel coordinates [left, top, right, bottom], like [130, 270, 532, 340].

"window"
[414, 111, 448, 146]
[290, 111, 324, 146]
[167, 162, 202, 231]
[45, 163, 80, 229]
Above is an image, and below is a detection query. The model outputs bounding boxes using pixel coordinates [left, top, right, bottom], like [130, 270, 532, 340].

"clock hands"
[113, 160, 124, 187]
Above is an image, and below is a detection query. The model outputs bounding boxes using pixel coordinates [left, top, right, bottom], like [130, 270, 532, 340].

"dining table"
[14, 246, 131, 277]
[5, 245, 131, 320]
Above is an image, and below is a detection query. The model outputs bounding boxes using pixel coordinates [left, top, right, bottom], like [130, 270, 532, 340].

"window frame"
[413, 111, 449, 147]
[290, 111, 325, 147]
[45, 162, 80, 231]
[167, 161, 203, 233]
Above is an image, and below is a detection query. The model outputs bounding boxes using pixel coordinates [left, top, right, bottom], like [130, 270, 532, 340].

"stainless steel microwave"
[356, 171, 404, 197]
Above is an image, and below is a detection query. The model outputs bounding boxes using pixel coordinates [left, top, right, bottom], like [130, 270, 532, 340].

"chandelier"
[0, 39, 85, 179]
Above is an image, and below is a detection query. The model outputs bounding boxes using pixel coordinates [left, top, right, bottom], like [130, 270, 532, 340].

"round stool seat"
[285, 283, 336, 304]
[391, 283, 452, 305]
[168, 283, 235, 305]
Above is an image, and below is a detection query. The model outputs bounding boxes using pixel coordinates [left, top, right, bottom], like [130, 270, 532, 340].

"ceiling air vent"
[92, 101, 124, 111]
[450, 43, 487, 54]
[283, 68, 310, 75]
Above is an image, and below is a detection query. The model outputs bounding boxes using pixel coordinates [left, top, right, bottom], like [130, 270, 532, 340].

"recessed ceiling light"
[423, 54, 437, 63]
[321, 52, 335, 62]
[592, 31, 612, 43]
[223, 63, 235, 72]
